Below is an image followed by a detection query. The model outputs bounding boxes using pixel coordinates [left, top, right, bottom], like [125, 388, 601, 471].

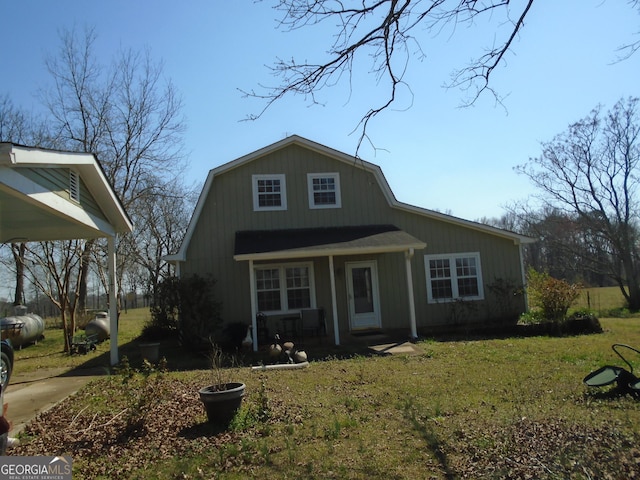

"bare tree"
[516, 97, 640, 309]
[0, 95, 30, 144]
[41, 26, 188, 311]
[23, 241, 85, 352]
[129, 182, 195, 304]
[244, 0, 639, 151]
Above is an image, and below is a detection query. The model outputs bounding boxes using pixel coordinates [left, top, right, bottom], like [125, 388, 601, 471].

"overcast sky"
[3, 0, 639, 221]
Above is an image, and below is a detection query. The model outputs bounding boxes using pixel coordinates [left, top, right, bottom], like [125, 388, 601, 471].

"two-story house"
[166, 135, 534, 349]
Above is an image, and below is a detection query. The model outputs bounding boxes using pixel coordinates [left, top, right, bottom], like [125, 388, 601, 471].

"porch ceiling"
[233, 224, 426, 261]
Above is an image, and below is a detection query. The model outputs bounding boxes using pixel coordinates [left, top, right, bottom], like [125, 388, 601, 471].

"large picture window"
[255, 263, 315, 312]
[307, 173, 341, 209]
[252, 174, 287, 211]
[424, 253, 484, 303]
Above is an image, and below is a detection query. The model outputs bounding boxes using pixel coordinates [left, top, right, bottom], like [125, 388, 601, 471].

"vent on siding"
[69, 171, 80, 203]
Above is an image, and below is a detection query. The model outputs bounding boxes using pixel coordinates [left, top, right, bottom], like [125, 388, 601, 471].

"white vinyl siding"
[307, 172, 341, 209]
[255, 262, 315, 313]
[252, 174, 287, 211]
[424, 252, 484, 303]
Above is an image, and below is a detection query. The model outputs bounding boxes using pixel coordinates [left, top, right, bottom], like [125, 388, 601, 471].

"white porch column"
[249, 260, 258, 352]
[108, 235, 119, 366]
[329, 255, 340, 345]
[405, 248, 418, 340]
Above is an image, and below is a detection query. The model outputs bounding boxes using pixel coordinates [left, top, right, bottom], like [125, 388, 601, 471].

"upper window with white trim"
[424, 252, 484, 303]
[252, 174, 287, 211]
[255, 263, 315, 313]
[307, 173, 341, 209]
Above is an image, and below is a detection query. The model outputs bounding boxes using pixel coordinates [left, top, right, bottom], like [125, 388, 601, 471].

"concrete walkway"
[3, 367, 106, 435]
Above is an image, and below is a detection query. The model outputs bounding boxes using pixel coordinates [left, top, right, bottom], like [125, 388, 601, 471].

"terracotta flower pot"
[198, 382, 245, 426]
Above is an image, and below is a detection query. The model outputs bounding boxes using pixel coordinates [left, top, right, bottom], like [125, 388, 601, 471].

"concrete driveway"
[3, 367, 106, 435]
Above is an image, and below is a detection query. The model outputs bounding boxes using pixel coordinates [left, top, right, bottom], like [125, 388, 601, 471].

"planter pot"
[198, 382, 245, 426]
[138, 342, 160, 363]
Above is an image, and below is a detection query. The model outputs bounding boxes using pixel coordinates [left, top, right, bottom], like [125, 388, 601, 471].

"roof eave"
[233, 241, 427, 262]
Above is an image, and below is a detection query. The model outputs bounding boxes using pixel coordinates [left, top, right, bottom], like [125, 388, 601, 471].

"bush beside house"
[145, 275, 223, 348]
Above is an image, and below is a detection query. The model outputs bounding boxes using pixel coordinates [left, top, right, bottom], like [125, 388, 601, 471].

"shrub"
[177, 275, 222, 347]
[563, 310, 603, 335]
[526, 268, 581, 321]
[148, 275, 222, 347]
[518, 310, 546, 325]
[147, 276, 181, 339]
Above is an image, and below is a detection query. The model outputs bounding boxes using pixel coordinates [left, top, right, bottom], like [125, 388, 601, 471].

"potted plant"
[198, 342, 245, 427]
[137, 322, 171, 364]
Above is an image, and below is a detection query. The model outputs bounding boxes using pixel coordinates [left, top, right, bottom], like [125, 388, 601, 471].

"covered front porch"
[233, 225, 427, 351]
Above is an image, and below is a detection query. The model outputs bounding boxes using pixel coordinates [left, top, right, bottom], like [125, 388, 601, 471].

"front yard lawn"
[10, 317, 640, 479]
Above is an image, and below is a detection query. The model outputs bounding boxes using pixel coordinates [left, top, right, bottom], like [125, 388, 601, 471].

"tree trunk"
[11, 243, 26, 306]
[61, 307, 70, 353]
[626, 281, 640, 311]
[78, 239, 94, 313]
[620, 248, 640, 311]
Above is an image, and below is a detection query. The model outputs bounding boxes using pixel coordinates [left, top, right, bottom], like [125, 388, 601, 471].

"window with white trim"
[424, 252, 484, 303]
[252, 174, 287, 211]
[307, 173, 341, 209]
[255, 263, 315, 313]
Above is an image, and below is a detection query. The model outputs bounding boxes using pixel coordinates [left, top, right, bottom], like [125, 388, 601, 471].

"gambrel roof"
[166, 135, 533, 263]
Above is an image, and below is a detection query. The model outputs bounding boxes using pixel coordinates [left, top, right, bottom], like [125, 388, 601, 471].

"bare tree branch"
[242, 0, 537, 152]
[243, 0, 638, 153]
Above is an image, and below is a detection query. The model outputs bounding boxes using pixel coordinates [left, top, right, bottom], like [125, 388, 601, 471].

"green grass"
[10, 306, 640, 479]
[8, 291, 640, 478]
[12, 307, 213, 376]
[12, 307, 156, 373]
[573, 285, 627, 314]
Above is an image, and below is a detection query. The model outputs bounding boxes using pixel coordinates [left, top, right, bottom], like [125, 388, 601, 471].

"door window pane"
[352, 267, 374, 314]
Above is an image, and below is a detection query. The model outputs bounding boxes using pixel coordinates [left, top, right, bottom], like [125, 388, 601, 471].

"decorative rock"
[293, 350, 308, 363]
[269, 343, 282, 357]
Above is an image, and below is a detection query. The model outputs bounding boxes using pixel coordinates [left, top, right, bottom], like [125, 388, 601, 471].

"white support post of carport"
[329, 255, 340, 346]
[108, 235, 119, 366]
[249, 259, 258, 352]
[405, 248, 418, 340]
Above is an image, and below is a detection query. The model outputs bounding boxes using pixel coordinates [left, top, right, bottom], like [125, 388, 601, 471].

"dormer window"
[252, 174, 287, 211]
[308, 173, 341, 209]
[69, 170, 80, 203]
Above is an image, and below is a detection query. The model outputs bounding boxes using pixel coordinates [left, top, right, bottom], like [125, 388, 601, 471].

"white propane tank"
[0, 306, 45, 347]
[85, 311, 110, 341]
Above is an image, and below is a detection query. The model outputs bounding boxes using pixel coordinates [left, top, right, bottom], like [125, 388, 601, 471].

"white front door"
[346, 261, 381, 330]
